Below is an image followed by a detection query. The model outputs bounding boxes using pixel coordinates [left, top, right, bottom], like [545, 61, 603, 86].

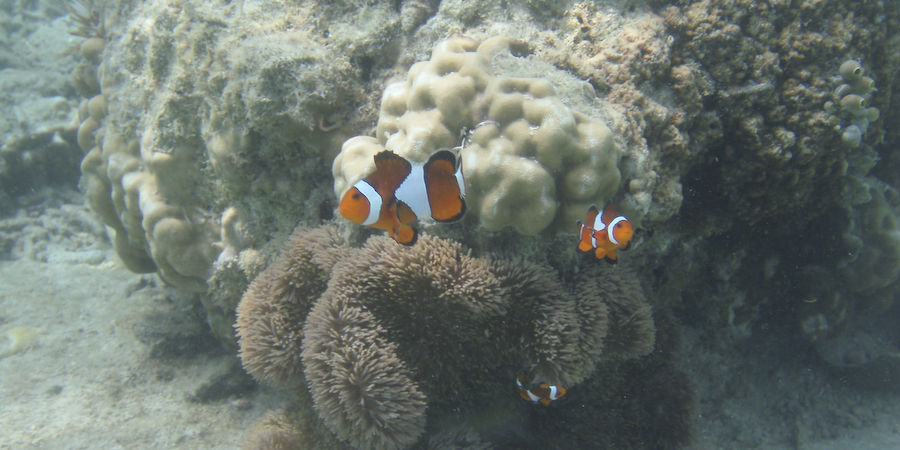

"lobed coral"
[77, 0, 405, 297]
[541, 3, 714, 224]
[796, 179, 900, 342]
[657, 0, 896, 225]
[236, 225, 671, 450]
[618, 0, 900, 351]
[333, 36, 623, 235]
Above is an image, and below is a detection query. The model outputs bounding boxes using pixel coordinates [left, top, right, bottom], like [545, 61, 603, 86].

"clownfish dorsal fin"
[368, 150, 412, 196]
[602, 203, 619, 218]
[396, 200, 418, 226]
[423, 149, 467, 222]
[586, 205, 600, 226]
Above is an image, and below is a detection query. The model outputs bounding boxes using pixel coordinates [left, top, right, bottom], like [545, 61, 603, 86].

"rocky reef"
[29, 0, 900, 447]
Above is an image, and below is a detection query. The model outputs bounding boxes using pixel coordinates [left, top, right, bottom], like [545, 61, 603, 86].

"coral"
[77, 0, 405, 296]
[541, 4, 711, 224]
[615, 0, 900, 352]
[237, 225, 664, 449]
[656, 0, 896, 226]
[81, 132, 225, 291]
[796, 180, 900, 341]
[67, 6, 221, 292]
[333, 36, 623, 235]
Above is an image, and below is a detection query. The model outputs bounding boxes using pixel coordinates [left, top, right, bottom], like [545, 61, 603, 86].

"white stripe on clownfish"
[516, 372, 566, 406]
[394, 162, 432, 220]
[454, 160, 466, 198]
[592, 207, 606, 231]
[607, 215, 628, 245]
[354, 180, 382, 226]
[547, 385, 560, 400]
[516, 374, 540, 402]
[524, 389, 542, 403]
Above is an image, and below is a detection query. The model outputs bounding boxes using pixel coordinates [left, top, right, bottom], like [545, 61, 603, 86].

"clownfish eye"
[353, 192, 361, 200]
[615, 223, 622, 228]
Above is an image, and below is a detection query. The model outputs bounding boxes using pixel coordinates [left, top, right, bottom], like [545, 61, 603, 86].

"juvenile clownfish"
[576, 203, 633, 264]
[517, 373, 566, 406]
[339, 149, 466, 245]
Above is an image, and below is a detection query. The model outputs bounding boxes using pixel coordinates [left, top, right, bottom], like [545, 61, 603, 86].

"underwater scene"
[2, 0, 900, 448]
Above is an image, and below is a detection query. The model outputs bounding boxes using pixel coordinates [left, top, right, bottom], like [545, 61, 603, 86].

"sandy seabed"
[0, 250, 279, 449]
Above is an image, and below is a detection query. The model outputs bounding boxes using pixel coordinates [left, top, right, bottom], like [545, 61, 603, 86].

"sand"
[0, 194, 282, 449]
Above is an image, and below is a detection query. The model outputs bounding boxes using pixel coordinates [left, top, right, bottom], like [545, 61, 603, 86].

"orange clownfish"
[339, 149, 466, 245]
[517, 373, 566, 406]
[576, 204, 633, 263]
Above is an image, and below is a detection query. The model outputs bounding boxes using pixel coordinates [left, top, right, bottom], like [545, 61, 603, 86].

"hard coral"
[333, 36, 623, 235]
[660, 0, 893, 224]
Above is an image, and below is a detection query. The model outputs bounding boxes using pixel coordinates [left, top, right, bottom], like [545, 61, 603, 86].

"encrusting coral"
[333, 36, 623, 235]
[236, 225, 663, 450]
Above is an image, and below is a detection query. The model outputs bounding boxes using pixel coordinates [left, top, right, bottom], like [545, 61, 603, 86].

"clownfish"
[339, 149, 466, 245]
[576, 203, 633, 263]
[517, 373, 566, 406]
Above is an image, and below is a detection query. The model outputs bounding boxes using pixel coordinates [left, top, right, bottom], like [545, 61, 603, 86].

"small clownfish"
[576, 203, 634, 264]
[517, 373, 566, 406]
[339, 149, 466, 245]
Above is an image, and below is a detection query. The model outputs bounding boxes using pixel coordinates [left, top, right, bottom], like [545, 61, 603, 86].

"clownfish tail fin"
[424, 150, 467, 222]
[395, 225, 418, 246]
[435, 198, 466, 223]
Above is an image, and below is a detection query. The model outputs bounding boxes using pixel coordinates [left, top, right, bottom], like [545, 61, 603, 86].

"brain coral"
[236, 225, 659, 450]
[333, 36, 623, 234]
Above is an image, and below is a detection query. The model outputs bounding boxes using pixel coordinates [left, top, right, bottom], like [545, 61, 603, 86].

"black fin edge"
[428, 149, 461, 170]
[398, 227, 418, 246]
[433, 200, 467, 223]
